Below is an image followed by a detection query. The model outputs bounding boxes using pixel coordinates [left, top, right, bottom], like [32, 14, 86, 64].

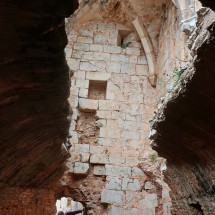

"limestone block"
[74, 43, 90, 51]
[68, 34, 78, 42]
[106, 91, 115, 100]
[101, 189, 123, 204]
[69, 131, 79, 144]
[100, 127, 120, 139]
[126, 47, 140, 55]
[99, 101, 119, 111]
[136, 65, 148, 76]
[96, 110, 112, 119]
[106, 165, 131, 177]
[72, 51, 94, 60]
[108, 156, 126, 165]
[126, 208, 141, 215]
[79, 29, 93, 37]
[74, 71, 86, 79]
[72, 109, 78, 121]
[67, 58, 80, 70]
[126, 157, 139, 166]
[90, 154, 109, 164]
[96, 119, 107, 128]
[79, 88, 88, 98]
[90, 44, 103, 52]
[90, 145, 106, 154]
[86, 71, 111, 81]
[65, 160, 74, 173]
[121, 131, 140, 140]
[77, 36, 93, 44]
[94, 52, 110, 61]
[97, 138, 112, 146]
[131, 167, 145, 177]
[75, 79, 89, 89]
[73, 162, 89, 174]
[104, 45, 121, 54]
[79, 98, 98, 112]
[107, 81, 120, 92]
[80, 61, 97, 71]
[145, 181, 155, 190]
[120, 63, 129, 74]
[108, 206, 124, 215]
[106, 119, 118, 128]
[106, 61, 121, 73]
[106, 177, 122, 191]
[130, 56, 138, 64]
[122, 178, 141, 191]
[93, 165, 106, 175]
[94, 34, 109, 45]
[65, 48, 72, 58]
[75, 144, 90, 153]
[137, 56, 147, 65]
[111, 54, 129, 63]
[98, 23, 115, 31]
[80, 153, 90, 162]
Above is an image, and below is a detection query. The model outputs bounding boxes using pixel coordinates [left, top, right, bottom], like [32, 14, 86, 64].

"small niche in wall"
[88, 80, 107, 100]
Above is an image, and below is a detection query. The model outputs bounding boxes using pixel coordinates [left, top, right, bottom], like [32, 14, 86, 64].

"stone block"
[108, 206, 124, 215]
[106, 61, 121, 73]
[126, 208, 141, 215]
[77, 36, 93, 44]
[99, 101, 119, 111]
[97, 138, 112, 146]
[126, 47, 140, 55]
[132, 167, 145, 177]
[80, 153, 90, 162]
[121, 63, 129, 74]
[90, 154, 109, 164]
[90, 145, 106, 154]
[74, 43, 90, 51]
[93, 165, 106, 175]
[104, 45, 121, 54]
[67, 34, 78, 42]
[79, 98, 98, 112]
[74, 71, 86, 79]
[106, 165, 131, 177]
[94, 34, 109, 45]
[145, 181, 155, 190]
[75, 144, 90, 153]
[94, 52, 110, 61]
[79, 29, 93, 37]
[106, 91, 115, 100]
[136, 64, 148, 76]
[80, 61, 97, 71]
[122, 178, 141, 191]
[106, 177, 122, 191]
[67, 59, 80, 71]
[108, 156, 126, 165]
[101, 189, 123, 204]
[137, 56, 147, 64]
[96, 110, 112, 119]
[79, 88, 88, 98]
[96, 119, 107, 128]
[86, 71, 111, 81]
[90, 44, 103, 52]
[111, 54, 129, 63]
[75, 79, 89, 89]
[73, 162, 89, 174]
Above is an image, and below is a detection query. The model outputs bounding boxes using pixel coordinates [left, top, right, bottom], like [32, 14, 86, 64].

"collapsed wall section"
[63, 22, 171, 215]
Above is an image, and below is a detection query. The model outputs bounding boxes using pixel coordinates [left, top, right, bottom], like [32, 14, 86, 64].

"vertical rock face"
[0, 0, 78, 214]
[151, 6, 215, 215]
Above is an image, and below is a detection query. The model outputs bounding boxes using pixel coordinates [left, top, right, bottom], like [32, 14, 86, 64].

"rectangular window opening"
[88, 80, 107, 100]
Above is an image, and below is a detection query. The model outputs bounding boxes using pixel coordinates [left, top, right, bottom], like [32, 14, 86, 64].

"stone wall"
[157, 1, 191, 98]
[63, 22, 171, 215]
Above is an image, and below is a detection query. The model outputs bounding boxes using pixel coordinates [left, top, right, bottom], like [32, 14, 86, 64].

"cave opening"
[189, 202, 204, 214]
